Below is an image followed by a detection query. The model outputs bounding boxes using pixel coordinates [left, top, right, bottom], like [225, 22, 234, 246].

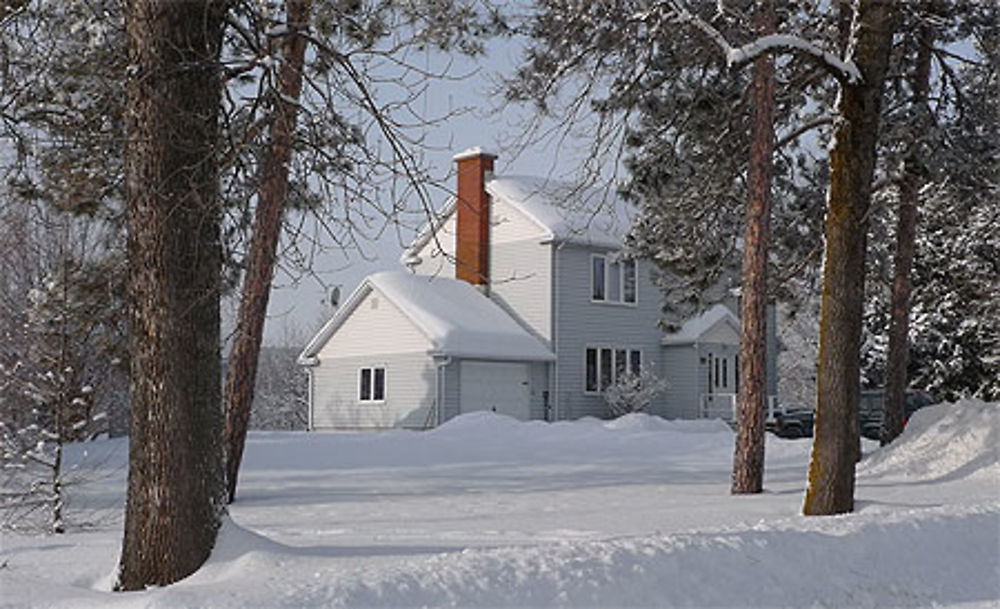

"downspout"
[307, 368, 314, 431]
[435, 356, 452, 426]
[551, 243, 560, 421]
[694, 341, 701, 419]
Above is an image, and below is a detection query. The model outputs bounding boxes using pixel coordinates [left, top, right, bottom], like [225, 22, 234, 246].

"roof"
[299, 271, 555, 365]
[661, 303, 740, 345]
[486, 176, 634, 248]
[401, 175, 635, 264]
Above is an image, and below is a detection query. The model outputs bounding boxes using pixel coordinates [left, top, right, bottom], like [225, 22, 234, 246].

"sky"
[259, 35, 603, 346]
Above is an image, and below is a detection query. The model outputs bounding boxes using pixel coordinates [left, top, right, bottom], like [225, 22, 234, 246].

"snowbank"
[860, 399, 1000, 481]
[2, 408, 997, 609]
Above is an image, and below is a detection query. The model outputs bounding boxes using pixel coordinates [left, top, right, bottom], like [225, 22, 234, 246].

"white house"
[298, 148, 778, 430]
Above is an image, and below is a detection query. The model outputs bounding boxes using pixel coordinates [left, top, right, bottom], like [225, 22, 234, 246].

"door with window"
[702, 349, 737, 420]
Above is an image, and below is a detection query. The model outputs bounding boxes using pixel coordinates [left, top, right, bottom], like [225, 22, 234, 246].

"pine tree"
[802, 0, 897, 515]
[732, 0, 776, 495]
[862, 3, 999, 409]
[115, 0, 228, 589]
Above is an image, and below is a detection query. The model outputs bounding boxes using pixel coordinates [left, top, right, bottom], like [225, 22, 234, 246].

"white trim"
[590, 254, 606, 302]
[589, 253, 638, 307]
[307, 368, 314, 431]
[453, 147, 497, 162]
[583, 345, 643, 394]
[357, 365, 387, 404]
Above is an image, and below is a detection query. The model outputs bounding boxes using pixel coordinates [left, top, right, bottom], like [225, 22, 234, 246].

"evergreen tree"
[861, 3, 999, 408]
[115, 0, 228, 589]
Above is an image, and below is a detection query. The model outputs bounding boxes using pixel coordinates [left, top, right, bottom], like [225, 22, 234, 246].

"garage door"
[459, 361, 531, 420]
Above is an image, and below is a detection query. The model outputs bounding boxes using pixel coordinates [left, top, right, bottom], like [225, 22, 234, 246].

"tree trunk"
[732, 0, 776, 495]
[803, 0, 897, 516]
[116, 0, 227, 590]
[881, 21, 934, 447]
[224, 0, 310, 504]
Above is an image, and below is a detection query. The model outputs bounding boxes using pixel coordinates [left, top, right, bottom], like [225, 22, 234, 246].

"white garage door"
[459, 361, 531, 420]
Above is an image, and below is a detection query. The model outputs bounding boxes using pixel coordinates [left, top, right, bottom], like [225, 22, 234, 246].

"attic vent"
[370, 297, 379, 310]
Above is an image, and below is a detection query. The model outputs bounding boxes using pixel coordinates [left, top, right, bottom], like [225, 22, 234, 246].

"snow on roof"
[660, 303, 739, 345]
[401, 175, 635, 264]
[485, 176, 635, 249]
[300, 271, 554, 364]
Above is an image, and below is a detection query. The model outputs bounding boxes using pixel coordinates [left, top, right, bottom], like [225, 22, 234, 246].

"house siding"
[311, 288, 435, 429]
[310, 352, 436, 429]
[439, 358, 460, 423]
[552, 243, 666, 420]
[410, 213, 458, 278]
[659, 346, 701, 419]
[317, 288, 431, 359]
[489, 197, 552, 341]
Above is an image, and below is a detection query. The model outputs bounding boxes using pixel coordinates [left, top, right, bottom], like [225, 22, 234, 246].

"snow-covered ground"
[2, 400, 998, 608]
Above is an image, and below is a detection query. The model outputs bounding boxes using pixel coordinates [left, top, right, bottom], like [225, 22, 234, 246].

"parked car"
[767, 407, 815, 439]
[859, 389, 935, 440]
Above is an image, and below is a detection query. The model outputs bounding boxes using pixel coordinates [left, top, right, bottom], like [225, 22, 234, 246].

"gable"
[701, 317, 739, 345]
[408, 210, 458, 278]
[491, 195, 551, 244]
[317, 288, 432, 360]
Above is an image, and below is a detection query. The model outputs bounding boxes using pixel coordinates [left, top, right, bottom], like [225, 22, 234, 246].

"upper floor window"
[591, 254, 637, 305]
[359, 366, 386, 402]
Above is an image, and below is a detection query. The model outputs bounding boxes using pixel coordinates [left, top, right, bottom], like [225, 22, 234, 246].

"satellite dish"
[403, 253, 422, 269]
[328, 285, 341, 309]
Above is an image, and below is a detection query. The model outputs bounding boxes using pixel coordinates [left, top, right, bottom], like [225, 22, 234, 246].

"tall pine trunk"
[804, 0, 896, 516]
[732, 0, 776, 495]
[881, 21, 934, 446]
[224, 0, 310, 503]
[116, 0, 227, 589]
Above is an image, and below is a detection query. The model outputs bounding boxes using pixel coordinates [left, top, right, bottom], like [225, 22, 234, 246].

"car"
[767, 407, 815, 439]
[859, 389, 935, 440]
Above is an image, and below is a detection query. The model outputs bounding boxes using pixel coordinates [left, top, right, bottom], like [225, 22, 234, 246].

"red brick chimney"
[453, 147, 496, 287]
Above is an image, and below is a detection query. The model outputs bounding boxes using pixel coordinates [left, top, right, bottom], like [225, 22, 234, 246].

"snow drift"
[859, 399, 1000, 481]
[2, 406, 997, 609]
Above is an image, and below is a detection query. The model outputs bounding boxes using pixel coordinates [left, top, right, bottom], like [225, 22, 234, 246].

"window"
[600, 348, 613, 390]
[591, 256, 605, 301]
[586, 348, 598, 392]
[623, 259, 637, 303]
[591, 254, 637, 305]
[629, 350, 641, 376]
[359, 366, 386, 402]
[584, 347, 643, 393]
[608, 261, 621, 302]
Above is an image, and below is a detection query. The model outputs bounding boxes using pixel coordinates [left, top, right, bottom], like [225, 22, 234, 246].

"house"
[298, 148, 778, 430]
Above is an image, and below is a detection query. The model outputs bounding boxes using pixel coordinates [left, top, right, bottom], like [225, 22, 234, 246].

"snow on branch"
[656, 1, 862, 85]
[727, 35, 861, 84]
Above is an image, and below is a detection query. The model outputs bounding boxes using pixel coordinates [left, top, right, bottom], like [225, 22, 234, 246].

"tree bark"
[803, 0, 897, 516]
[732, 0, 776, 495]
[224, 0, 310, 504]
[881, 20, 934, 447]
[116, 0, 227, 589]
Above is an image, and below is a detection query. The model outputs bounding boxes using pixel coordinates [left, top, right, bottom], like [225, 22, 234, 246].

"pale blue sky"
[259, 36, 603, 345]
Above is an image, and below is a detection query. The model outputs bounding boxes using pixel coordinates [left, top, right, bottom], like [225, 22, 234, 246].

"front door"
[702, 350, 737, 419]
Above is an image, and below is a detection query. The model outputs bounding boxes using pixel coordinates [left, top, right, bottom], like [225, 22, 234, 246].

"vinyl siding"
[552, 244, 666, 420]
[439, 359, 460, 423]
[310, 352, 436, 429]
[312, 287, 435, 429]
[317, 288, 431, 359]
[489, 198, 552, 340]
[410, 213, 457, 278]
[659, 346, 701, 419]
[702, 319, 739, 344]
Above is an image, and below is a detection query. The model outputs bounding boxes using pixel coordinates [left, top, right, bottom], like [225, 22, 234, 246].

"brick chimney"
[453, 147, 496, 287]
